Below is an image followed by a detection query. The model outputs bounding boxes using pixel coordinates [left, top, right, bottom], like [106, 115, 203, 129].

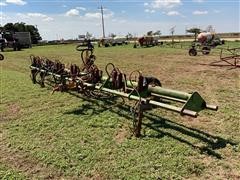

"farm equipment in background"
[209, 47, 240, 68]
[188, 32, 225, 56]
[0, 31, 31, 51]
[134, 35, 160, 48]
[112, 36, 128, 46]
[77, 34, 96, 47]
[29, 46, 218, 137]
[98, 37, 113, 47]
[98, 36, 127, 47]
[0, 31, 21, 51]
[14, 32, 32, 48]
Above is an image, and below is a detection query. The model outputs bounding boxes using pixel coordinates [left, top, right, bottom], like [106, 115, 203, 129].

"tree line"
[0, 22, 42, 44]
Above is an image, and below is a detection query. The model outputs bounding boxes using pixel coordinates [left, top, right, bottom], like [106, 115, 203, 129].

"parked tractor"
[189, 32, 225, 56]
[134, 35, 160, 48]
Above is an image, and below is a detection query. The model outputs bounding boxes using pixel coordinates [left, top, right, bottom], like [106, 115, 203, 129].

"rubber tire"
[148, 77, 161, 87]
[17, 45, 21, 51]
[0, 54, 4, 61]
[189, 48, 197, 56]
[202, 47, 210, 55]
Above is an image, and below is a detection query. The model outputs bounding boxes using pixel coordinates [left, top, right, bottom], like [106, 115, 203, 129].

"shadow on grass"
[142, 113, 237, 159]
[63, 91, 238, 159]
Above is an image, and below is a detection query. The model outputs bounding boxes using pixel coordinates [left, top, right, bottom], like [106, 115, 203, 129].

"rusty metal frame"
[209, 48, 240, 68]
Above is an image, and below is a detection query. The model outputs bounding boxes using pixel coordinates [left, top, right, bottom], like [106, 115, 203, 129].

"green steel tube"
[101, 76, 191, 100]
[151, 93, 187, 103]
[147, 85, 191, 100]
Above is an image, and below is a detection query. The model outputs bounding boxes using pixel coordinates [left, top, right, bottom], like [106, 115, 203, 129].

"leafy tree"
[147, 31, 153, 36]
[3, 23, 17, 32]
[109, 33, 116, 38]
[24, 24, 41, 43]
[126, 32, 133, 40]
[14, 22, 26, 32]
[186, 27, 201, 41]
[153, 30, 161, 36]
[2, 22, 42, 44]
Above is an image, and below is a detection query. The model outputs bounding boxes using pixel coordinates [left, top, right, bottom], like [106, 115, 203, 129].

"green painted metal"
[100, 75, 218, 112]
[30, 67, 217, 116]
[181, 92, 206, 113]
[101, 76, 191, 100]
[147, 85, 191, 100]
[94, 86, 198, 117]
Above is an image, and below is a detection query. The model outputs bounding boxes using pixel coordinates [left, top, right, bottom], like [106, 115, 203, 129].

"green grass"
[0, 164, 25, 180]
[1, 42, 240, 179]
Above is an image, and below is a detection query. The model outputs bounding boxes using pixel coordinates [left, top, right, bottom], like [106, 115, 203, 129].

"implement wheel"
[202, 47, 210, 55]
[0, 54, 4, 61]
[104, 43, 110, 47]
[189, 48, 197, 56]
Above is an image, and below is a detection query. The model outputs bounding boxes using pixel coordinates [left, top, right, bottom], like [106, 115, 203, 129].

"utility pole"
[100, 5, 105, 38]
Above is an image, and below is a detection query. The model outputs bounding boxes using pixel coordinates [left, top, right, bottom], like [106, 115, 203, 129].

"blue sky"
[1, 0, 239, 40]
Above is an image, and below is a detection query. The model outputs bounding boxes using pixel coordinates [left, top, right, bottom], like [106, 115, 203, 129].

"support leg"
[40, 72, 46, 87]
[134, 103, 143, 137]
[31, 69, 37, 84]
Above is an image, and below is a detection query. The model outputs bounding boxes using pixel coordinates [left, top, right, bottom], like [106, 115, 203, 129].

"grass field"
[0, 42, 240, 179]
